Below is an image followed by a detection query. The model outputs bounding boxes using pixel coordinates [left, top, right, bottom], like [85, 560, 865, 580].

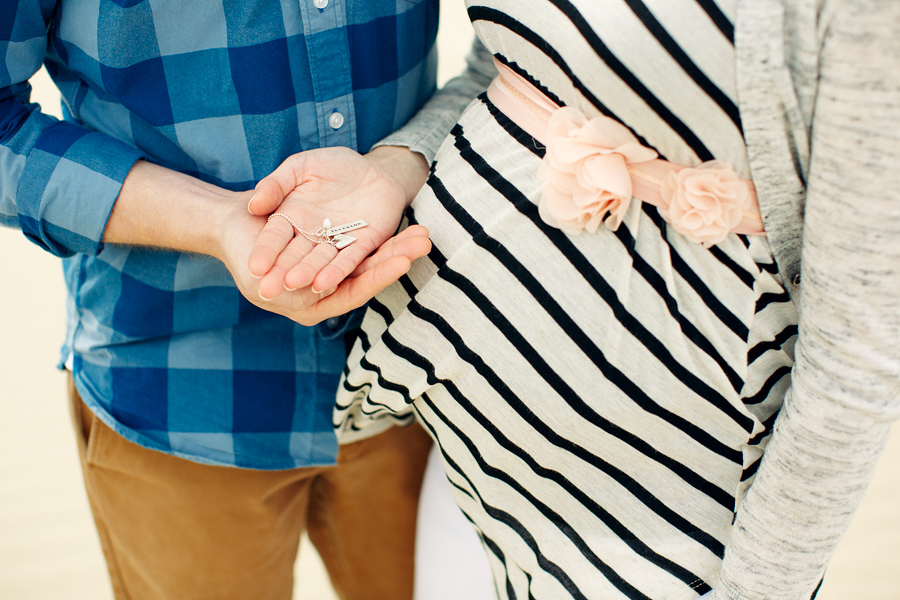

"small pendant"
[329, 234, 357, 249]
[324, 219, 368, 237]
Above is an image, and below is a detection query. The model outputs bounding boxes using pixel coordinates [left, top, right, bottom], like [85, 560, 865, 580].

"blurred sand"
[0, 3, 897, 599]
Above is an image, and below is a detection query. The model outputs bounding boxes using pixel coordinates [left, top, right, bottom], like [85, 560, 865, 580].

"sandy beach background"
[1, 3, 897, 599]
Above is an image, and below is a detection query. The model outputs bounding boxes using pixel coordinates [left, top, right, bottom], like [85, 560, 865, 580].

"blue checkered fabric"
[1, 0, 439, 468]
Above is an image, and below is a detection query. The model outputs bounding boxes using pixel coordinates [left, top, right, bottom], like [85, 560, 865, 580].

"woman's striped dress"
[336, 1, 799, 598]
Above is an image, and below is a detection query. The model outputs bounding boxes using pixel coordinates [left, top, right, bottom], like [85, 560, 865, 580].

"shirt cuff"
[16, 120, 145, 257]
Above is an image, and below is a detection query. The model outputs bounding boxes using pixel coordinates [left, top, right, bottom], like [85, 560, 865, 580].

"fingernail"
[284, 284, 298, 291]
[247, 192, 257, 215]
[310, 285, 323, 294]
[258, 289, 273, 301]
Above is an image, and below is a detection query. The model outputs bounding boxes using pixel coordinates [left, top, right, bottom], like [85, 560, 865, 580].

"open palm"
[248, 146, 413, 300]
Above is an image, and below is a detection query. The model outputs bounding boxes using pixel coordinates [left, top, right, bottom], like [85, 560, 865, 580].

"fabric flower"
[658, 160, 751, 247]
[537, 107, 657, 235]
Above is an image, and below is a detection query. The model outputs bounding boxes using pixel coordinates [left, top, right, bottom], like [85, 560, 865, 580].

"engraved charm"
[323, 220, 368, 237]
[318, 219, 367, 249]
[267, 214, 367, 249]
[329, 234, 358, 249]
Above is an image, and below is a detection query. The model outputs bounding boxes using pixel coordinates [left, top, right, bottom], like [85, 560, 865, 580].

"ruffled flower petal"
[659, 160, 751, 248]
[548, 138, 613, 168]
[537, 107, 751, 246]
[577, 153, 632, 198]
[538, 107, 654, 235]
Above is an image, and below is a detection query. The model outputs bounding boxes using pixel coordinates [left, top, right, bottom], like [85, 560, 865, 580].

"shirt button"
[325, 317, 340, 329]
[328, 111, 344, 130]
[313, 0, 328, 8]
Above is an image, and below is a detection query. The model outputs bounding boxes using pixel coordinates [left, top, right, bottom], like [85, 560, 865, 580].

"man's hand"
[247, 145, 430, 301]
[216, 195, 431, 325]
[105, 159, 431, 326]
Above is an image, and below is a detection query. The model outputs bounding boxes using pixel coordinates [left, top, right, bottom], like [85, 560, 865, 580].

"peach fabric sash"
[486, 59, 764, 247]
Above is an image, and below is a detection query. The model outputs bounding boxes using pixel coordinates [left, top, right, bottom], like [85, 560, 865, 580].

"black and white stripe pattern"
[337, 1, 797, 598]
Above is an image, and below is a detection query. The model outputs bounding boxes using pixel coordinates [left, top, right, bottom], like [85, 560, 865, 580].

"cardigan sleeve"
[372, 35, 496, 164]
[713, 2, 900, 599]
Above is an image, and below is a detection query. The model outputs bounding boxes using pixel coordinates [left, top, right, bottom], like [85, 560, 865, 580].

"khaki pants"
[67, 376, 431, 600]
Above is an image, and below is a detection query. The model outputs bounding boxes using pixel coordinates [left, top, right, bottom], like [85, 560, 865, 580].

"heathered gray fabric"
[375, 38, 495, 164]
[716, 1, 900, 598]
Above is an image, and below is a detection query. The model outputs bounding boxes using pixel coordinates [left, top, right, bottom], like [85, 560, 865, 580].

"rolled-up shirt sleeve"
[1, 0, 144, 258]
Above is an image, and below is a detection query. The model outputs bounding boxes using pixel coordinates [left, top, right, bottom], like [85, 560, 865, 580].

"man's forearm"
[103, 160, 239, 259]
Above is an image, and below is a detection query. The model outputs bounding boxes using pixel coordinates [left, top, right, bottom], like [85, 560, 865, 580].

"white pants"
[414, 448, 717, 600]
[414, 446, 496, 600]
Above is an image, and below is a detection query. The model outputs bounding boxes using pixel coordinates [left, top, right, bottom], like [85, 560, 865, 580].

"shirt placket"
[299, 0, 356, 150]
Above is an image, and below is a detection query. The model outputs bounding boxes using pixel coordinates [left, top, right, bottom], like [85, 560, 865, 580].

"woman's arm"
[714, 2, 900, 598]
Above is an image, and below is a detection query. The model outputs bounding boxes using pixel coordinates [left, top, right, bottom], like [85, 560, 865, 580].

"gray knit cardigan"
[717, 1, 900, 598]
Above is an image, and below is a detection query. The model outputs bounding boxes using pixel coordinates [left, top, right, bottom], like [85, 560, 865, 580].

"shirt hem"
[70, 371, 340, 471]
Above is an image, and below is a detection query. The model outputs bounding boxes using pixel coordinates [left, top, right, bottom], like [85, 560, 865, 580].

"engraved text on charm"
[268, 213, 368, 249]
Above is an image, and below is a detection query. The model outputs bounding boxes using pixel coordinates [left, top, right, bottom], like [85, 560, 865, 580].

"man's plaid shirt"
[0, 0, 441, 468]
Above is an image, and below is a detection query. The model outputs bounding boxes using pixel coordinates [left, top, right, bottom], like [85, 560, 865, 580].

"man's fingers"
[255, 255, 407, 328]
[270, 251, 415, 327]
[350, 225, 431, 277]
[246, 157, 309, 216]
[248, 215, 295, 277]
[282, 243, 340, 292]
[257, 241, 308, 300]
[317, 286, 338, 300]
[247, 177, 285, 217]
[311, 224, 429, 292]
[308, 240, 379, 294]
[308, 255, 413, 321]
